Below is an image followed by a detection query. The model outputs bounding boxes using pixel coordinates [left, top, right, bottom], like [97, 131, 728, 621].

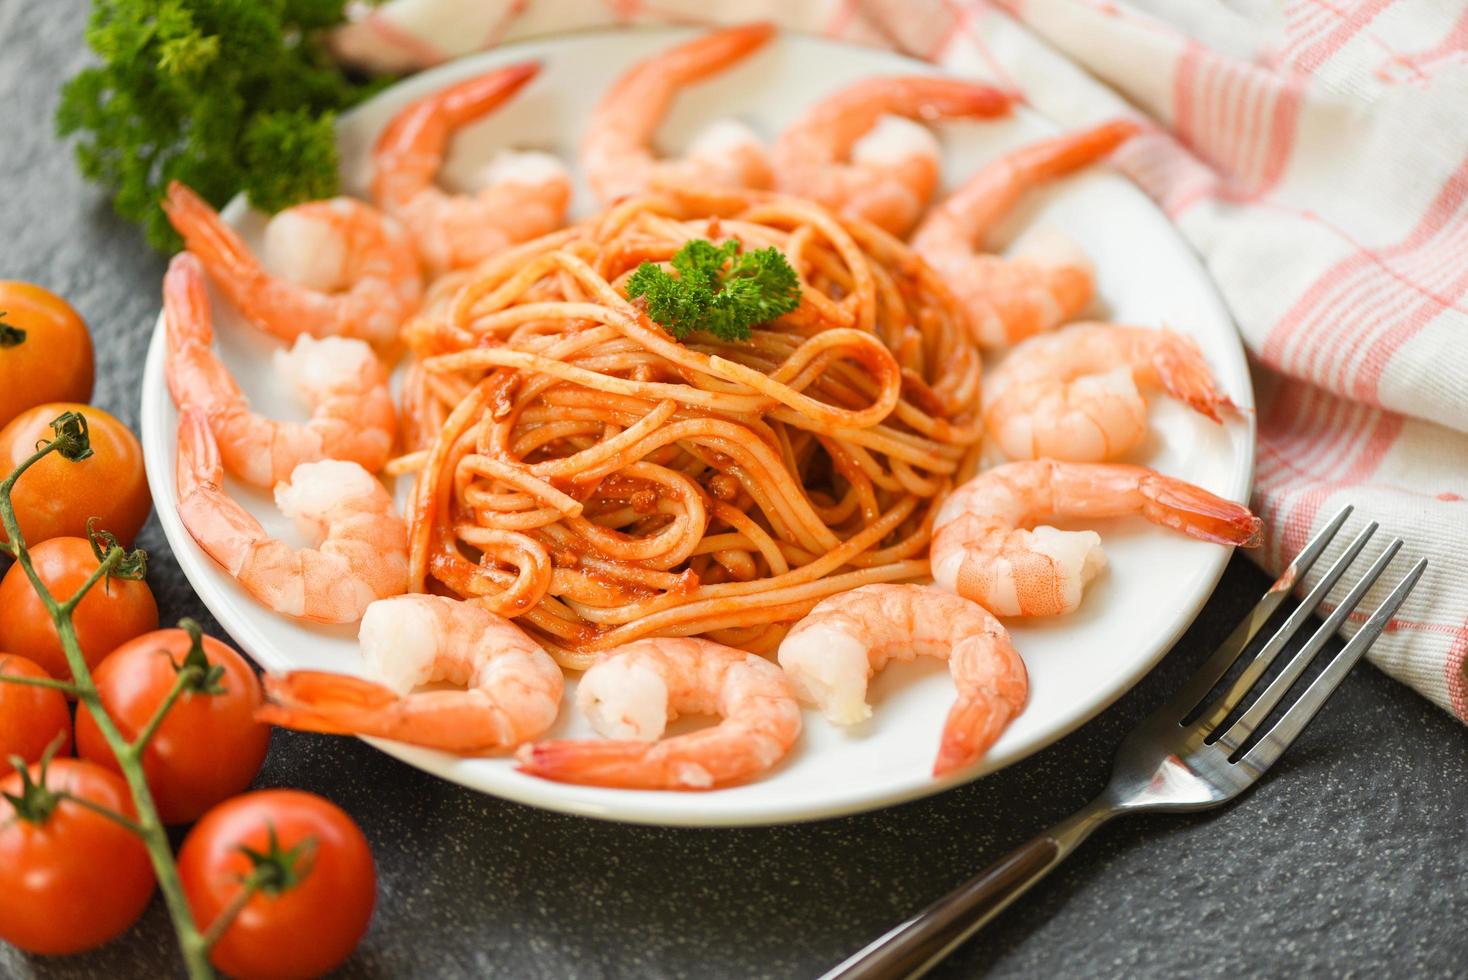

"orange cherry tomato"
[0, 759, 156, 954]
[180, 790, 376, 979]
[0, 402, 151, 547]
[0, 281, 94, 431]
[76, 628, 271, 824]
[0, 536, 159, 681]
[0, 654, 73, 776]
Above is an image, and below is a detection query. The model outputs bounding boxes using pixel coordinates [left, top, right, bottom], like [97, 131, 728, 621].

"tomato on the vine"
[76, 626, 271, 824]
[0, 758, 156, 954]
[0, 402, 151, 547]
[179, 790, 375, 979]
[0, 281, 94, 431]
[0, 654, 73, 776]
[0, 536, 158, 680]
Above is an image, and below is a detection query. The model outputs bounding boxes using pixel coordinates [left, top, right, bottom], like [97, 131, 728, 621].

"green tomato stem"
[0, 666, 83, 696]
[52, 790, 146, 836]
[57, 543, 122, 616]
[198, 869, 265, 951]
[128, 667, 198, 758]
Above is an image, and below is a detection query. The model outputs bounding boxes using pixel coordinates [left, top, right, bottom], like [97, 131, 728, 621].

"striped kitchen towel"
[331, 0, 1468, 721]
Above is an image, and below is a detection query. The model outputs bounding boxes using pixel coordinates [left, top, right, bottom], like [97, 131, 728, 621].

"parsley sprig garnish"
[627, 239, 801, 342]
[56, 0, 387, 251]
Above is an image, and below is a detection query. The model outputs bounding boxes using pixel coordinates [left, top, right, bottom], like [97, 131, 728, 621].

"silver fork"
[821, 505, 1427, 980]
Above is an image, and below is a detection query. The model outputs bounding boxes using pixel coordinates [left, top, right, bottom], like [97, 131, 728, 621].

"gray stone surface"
[2, 2, 1465, 977]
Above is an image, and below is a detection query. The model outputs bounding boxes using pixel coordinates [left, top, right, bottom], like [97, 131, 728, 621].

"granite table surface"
[3, 3, 1466, 978]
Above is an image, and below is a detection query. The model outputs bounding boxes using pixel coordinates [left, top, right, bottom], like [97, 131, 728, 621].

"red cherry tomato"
[0, 281, 94, 431]
[0, 654, 73, 776]
[76, 628, 271, 824]
[0, 536, 159, 680]
[0, 402, 150, 547]
[0, 759, 156, 954]
[179, 790, 375, 979]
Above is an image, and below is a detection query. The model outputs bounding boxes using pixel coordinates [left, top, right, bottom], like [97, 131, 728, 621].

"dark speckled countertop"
[3, 3, 1466, 977]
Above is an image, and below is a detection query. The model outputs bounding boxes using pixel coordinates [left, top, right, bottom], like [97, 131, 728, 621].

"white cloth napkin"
[331, 0, 1468, 723]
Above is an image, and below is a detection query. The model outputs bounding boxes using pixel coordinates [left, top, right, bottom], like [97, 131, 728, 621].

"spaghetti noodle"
[396, 188, 984, 669]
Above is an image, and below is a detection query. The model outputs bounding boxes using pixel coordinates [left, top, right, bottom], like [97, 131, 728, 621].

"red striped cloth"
[331, 0, 1468, 720]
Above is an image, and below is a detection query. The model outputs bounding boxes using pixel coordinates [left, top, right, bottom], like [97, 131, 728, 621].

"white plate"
[140, 27, 1255, 826]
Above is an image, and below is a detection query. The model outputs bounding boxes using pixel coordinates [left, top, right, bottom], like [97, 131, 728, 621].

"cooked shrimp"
[163, 182, 422, 351]
[985, 322, 1231, 462]
[778, 584, 1027, 776]
[773, 76, 1011, 236]
[257, 595, 563, 752]
[930, 460, 1262, 617]
[516, 638, 801, 790]
[911, 120, 1139, 347]
[582, 23, 777, 205]
[372, 62, 571, 273]
[163, 253, 396, 487]
[174, 411, 408, 624]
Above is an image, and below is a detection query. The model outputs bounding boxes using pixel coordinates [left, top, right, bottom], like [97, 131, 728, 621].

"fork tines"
[1168, 504, 1426, 774]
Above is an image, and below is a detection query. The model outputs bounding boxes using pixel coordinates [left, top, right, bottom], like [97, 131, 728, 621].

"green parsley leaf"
[626, 239, 801, 342]
[55, 0, 380, 252]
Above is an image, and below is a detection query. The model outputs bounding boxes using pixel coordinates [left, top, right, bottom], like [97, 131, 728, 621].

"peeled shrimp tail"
[935, 697, 1020, 777]
[582, 23, 777, 204]
[256, 671, 398, 735]
[516, 724, 790, 790]
[163, 183, 264, 302]
[437, 61, 540, 126]
[163, 253, 240, 410]
[371, 61, 541, 204]
[515, 738, 726, 790]
[917, 119, 1140, 242]
[933, 635, 1028, 776]
[608, 22, 774, 133]
[175, 411, 280, 579]
[1152, 329, 1231, 423]
[1135, 472, 1263, 546]
[176, 409, 225, 502]
[260, 669, 558, 752]
[782, 77, 1012, 162]
[163, 252, 214, 349]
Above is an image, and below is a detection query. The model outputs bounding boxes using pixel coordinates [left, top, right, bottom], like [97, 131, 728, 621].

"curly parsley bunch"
[56, 0, 384, 251]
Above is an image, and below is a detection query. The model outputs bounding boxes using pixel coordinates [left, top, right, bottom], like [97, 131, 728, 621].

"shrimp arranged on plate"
[582, 22, 777, 204]
[930, 460, 1262, 618]
[372, 62, 571, 273]
[985, 322, 1232, 462]
[773, 75, 1011, 236]
[778, 584, 1028, 777]
[174, 411, 408, 624]
[258, 595, 563, 752]
[517, 638, 801, 790]
[163, 253, 396, 487]
[163, 183, 422, 352]
[911, 120, 1140, 347]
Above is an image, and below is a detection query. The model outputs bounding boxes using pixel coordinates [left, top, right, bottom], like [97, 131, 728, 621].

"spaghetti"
[397, 188, 983, 669]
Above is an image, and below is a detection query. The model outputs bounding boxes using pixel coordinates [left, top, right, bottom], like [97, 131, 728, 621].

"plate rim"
[139, 24, 1256, 827]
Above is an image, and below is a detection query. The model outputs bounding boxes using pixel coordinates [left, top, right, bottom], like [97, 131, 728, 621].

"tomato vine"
[0, 411, 269, 978]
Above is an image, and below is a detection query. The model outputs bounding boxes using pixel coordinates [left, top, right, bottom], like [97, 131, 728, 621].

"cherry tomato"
[0, 281, 94, 431]
[0, 758, 156, 954]
[0, 536, 159, 681]
[76, 628, 270, 824]
[180, 790, 375, 979]
[0, 402, 150, 547]
[0, 654, 72, 776]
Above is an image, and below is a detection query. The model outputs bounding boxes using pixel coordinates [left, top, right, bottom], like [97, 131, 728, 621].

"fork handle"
[818, 799, 1116, 980]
